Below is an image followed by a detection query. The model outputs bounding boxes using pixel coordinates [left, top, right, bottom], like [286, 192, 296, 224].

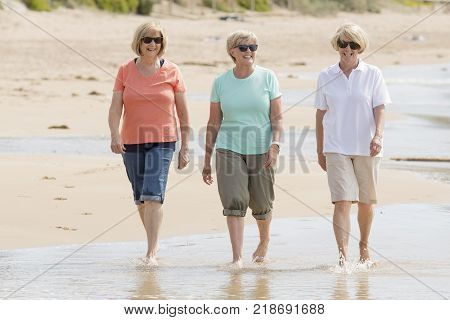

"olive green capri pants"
[215, 148, 274, 220]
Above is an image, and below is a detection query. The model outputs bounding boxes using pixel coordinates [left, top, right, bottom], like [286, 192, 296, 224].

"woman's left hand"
[264, 145, 279, 168]
[370, 135, 382, 157]
[178, 147, 190, 169]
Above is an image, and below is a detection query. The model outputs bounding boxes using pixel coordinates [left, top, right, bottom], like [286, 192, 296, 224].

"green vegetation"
[237, 0, 270, 12]
[202, 0, 233, 12]
[274, 0, 381, 15]
[21, 0, 434, 15]
[395, 0, 432, 8]
[24, 0, 52, 11]
[95, 0, 138, 13]
[136, 0, 153, 14]
[22, 0, 152, 13]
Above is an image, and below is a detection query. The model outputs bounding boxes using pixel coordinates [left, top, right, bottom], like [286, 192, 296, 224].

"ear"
[229, 49, 236, 61]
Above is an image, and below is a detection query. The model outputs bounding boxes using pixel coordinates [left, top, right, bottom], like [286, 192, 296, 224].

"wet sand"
[1, 203, 449, 299]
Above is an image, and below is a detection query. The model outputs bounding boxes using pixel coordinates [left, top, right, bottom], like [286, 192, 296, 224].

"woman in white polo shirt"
[315, 23, 391, 266]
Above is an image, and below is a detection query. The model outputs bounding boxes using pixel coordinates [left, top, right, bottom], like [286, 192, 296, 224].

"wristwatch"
[270, 141, 280, 151]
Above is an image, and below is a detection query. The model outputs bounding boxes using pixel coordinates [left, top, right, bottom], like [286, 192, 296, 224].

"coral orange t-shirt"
[113, 59, 186, 144]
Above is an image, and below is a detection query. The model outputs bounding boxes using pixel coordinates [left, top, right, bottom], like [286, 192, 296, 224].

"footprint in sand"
[48, 125, 69, 129]
[42, 176, 56, 180]
[56, 226, 77, 231]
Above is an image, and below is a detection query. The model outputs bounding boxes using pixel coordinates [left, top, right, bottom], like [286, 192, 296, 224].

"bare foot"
[146, 243, 159, 258]
[229, 259, 243, 270]
[252, 240, 269, 263]
[359, 242, 370, 263]
[143, 256, 158, 267]
[338, 250, 347, 267]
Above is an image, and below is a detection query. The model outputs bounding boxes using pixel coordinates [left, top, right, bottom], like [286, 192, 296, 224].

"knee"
[144, 200, 162, 209]
[358, 202, 373, 211]
[335, 201, 351, 213]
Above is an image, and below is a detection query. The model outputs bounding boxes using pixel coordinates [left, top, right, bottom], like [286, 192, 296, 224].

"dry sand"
[0, 7, 449, 249]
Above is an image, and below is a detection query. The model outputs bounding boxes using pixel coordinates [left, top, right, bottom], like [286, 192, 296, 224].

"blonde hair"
[330, 23, 369, 54]
[226, 30, 258, 62]
[131, 22, 167, 57]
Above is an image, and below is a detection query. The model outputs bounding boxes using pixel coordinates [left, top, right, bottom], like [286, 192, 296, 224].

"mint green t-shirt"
[210, 66, 281, 155]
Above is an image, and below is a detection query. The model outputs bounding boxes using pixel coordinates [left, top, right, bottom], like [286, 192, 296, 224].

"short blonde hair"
[226, 30, 258, 62]
[131, 22, 167, 57]
[330, 23, 369, 54]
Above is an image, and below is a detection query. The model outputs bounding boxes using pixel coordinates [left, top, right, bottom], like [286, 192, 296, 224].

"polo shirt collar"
[332, 59, 367, 73]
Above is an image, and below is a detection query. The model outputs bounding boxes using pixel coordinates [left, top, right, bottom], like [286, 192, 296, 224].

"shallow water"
[1, 203, 449, 300]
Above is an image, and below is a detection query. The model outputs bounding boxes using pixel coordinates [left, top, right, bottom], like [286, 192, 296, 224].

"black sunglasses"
[234, 44, 258, 52]
[141, 36, 163, 44]
[337, 39, 360, 50]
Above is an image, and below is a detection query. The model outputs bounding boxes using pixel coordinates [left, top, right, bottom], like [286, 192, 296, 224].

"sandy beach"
[1, 6, 450, 251]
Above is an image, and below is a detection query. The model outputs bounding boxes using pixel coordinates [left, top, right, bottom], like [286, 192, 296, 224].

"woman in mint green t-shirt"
[202, 30, 283, 268]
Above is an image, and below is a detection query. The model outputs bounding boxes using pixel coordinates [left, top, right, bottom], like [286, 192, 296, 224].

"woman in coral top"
[108, 22, 190, 266]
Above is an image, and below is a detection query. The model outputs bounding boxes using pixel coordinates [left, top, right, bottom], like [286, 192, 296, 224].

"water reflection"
[222, 270, 270, 300]
[331, 273, 370, 300]
[133, 270, 164, 300]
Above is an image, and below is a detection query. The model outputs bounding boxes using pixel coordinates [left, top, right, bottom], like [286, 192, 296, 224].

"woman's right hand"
[110, 135, 126, 154]
[202, 163, 213, 185]
[318, 152, 327, 172]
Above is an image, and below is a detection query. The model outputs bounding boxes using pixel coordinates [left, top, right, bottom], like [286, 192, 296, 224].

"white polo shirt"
[314, 60, 391, 157]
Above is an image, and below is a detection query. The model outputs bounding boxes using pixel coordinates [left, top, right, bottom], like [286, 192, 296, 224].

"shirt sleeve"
[268, 70, 282, 100]
[210, 77, 220, 103]
[372, 68, 391, 108]
[314, 72, 328, 110]
[113, 65, 125, 92]
[173, 65, 186, 93]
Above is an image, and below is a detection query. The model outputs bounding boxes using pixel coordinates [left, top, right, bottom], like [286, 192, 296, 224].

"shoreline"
[1, 153, 450, 250]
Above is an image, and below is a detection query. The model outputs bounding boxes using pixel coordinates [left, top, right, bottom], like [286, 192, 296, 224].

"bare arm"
[264, 96, 283, 168]
[108, 91, 125, 154]
[175, 92, 191, 169]
[370, 105, 386, 156]
[316, 109, 327, 171]
[202, 102, 222, 185]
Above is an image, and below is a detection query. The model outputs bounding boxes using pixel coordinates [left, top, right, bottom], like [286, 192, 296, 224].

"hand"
[318, 152, 326, 171]
[110, 135, 125, 154]
[264, 144, 279, 168]
[202, 163, 213, 185]
[370, 135, 383, 157]
[178, 147, 190, 170]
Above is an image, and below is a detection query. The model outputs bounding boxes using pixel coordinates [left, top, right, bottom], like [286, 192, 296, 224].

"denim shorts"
[122, 142, 176, 205]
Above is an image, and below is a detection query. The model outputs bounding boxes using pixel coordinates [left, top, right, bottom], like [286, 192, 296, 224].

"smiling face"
[230, 38, 258, 67]
[338, 35, 359, 66]
[139, 29, 162, 58]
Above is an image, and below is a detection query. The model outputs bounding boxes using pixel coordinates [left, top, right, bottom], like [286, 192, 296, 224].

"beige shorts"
[216, 149, 274, 220]
[325, 153, 381, 204]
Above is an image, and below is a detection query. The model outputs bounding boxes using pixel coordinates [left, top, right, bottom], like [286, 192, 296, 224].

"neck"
[339, 58, 359, 74]
[233, 64, 255, 78]
[139, 55, 159, 67]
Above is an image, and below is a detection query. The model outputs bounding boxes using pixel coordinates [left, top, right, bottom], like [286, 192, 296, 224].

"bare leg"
[358, 202, 374, 262]
[333, 201, 352, 265]
[252, 213, 272, 263]
[143, 201, 163, 263]
[137, 204, 145, 226]
[226, 216, 244, 266]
